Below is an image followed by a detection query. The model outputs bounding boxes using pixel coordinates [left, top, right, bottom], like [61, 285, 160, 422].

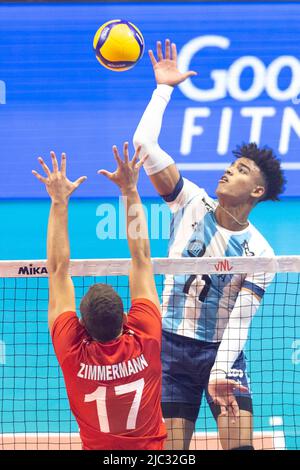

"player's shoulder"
[183, 179, 217, 209]
[51, 311, 79, 336]
[248, 222, 275, 256]
[127, 298, 162, 343]
[128, 298, 161, 327]
[130, 298, 161, 313]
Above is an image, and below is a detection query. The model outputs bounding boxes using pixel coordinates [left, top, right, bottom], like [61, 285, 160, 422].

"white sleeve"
[210, 290, 260, 379]
[243, 234, 275, 295]
[133, 84, 175, 176]
[243, 271, 274, 298]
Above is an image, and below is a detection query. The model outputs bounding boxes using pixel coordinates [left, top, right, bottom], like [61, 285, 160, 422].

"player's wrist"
[51, 197, 69, 207]
[120, 185, 138, 196]
[154, 84, 174, 102]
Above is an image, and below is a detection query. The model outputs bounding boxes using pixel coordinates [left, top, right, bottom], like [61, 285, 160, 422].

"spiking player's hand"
[32, 151, 87, 204]
[149, 39, 197, 87]
[208, 377, 249, 424]
[98, 142, 148, 193]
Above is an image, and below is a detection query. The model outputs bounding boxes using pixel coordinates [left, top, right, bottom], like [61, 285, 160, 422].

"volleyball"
[93, 19, 145, 72]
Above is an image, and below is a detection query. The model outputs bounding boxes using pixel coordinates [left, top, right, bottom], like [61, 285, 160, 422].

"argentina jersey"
[161, 176, 274, 342]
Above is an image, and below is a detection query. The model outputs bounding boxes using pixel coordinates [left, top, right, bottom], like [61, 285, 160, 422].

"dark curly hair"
[232, 143, 286, 202]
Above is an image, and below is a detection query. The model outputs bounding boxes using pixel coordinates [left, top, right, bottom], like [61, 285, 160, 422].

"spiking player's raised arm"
[133, 39, 197, 198]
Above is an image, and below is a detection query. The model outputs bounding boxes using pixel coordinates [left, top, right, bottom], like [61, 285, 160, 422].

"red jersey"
[51, 298, 167, 450]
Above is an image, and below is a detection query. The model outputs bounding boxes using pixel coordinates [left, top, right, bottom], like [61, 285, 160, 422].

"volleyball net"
[0, 256, 299, 450]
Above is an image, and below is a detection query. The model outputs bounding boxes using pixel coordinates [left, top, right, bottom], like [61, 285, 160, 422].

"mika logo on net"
[18, 264, 48, 276]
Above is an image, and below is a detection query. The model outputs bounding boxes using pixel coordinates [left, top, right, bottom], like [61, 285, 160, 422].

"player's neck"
[215, 203, 250, 231]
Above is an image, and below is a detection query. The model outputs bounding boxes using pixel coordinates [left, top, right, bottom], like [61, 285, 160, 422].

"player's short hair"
[80, 283, 124, 342]
[232, 143, 286, 202]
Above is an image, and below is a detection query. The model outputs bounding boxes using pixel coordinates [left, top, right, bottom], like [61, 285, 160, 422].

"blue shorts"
[161, 330, 252, 423]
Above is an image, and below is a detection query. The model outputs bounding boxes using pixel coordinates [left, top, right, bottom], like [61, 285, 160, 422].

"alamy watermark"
[96, 197, 172, 240]
[95, 196, 217, 241]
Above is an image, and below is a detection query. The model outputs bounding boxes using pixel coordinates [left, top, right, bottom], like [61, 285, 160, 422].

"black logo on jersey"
[187, 240, 206, 258]
[202, 198, 214, 212]
[241, 240, 255, 257]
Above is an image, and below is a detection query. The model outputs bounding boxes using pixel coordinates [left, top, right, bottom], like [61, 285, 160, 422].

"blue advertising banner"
[1, 2, 300, 198]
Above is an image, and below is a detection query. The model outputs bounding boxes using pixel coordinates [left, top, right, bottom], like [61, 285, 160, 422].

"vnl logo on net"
[177, 35, 300, 156]
[0, 80, 6, 104]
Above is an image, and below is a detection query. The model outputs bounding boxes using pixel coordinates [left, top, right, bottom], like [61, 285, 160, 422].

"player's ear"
[122, 313, 128, 325]
[251, 185, 265, 201]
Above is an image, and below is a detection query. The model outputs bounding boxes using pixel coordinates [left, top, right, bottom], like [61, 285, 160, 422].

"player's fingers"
[98, 170, 114, 180]
[227, 399, 240, 424]
[32, 170, 47, 184]
[171, 42, 177, 62]
[60, 152, 67, 176]
[50, 151, 59, 173]
[123, 141, 129, 164]
[38, 157, 51, 177]
[227, 379, 238, 385]
[230, 399, 240, 420]
[215, 396, 227, 409]
[131, 145, 142, 167]
[226, 379, 248, 394]
[165, 38, 171, 60]
[131, 154, 138, 168]
[73, 176, 87, 188]
[112, 145, 123, 167]
[136, 154, 149, 169]
[233, 383, 249, 393]
[219, 405, 228, 417]
[148, 50, 157, 66]
[182, 71, 197, 80]
[157, 41, 163, 61]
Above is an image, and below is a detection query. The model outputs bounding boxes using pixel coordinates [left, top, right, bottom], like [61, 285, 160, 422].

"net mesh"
[0, 257, 299, 450]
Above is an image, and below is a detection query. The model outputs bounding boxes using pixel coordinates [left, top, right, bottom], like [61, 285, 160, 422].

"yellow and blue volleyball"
[93, 19, 145, 72]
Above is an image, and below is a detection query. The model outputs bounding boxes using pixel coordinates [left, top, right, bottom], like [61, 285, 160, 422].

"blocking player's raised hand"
[149, 39, 197, 87]
[32, 151, 87, 204]
[98, 142, 148, 194]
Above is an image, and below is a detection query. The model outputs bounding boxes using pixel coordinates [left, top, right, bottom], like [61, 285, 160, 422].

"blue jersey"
[161, 176, 274, 342]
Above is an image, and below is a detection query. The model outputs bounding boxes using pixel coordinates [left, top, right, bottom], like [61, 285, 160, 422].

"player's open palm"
[99, 142, 147, 192]
[32, 151, 87, 203]
[208, 377, 248, 423]
[149, 39, 197, 86]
